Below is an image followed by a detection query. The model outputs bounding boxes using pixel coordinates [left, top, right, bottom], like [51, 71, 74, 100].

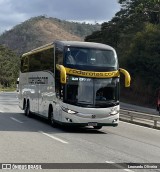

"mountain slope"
[0, 16, 100, 55]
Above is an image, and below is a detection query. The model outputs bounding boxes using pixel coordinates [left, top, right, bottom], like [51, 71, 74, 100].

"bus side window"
[21, 58, 24, 72]
[55, 46, 63, 65]
[29, 53, 42, 72]
[21, 56, 29, 73]
[41, 48, 54, 72]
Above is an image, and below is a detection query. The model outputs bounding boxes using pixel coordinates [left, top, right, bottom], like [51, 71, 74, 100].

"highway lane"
[0, 92, 160, 172]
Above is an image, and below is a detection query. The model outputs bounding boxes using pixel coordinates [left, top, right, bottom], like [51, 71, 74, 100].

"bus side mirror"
[119, 68, 131, 87]
[56, 64, 66, 84]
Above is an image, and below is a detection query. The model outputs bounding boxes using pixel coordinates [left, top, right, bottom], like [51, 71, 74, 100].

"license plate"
[88, 122, 97, 126]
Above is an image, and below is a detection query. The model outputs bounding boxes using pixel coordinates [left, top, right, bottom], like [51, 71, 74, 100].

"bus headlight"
[110, 107, 119, 116]
[61, 106, 78, 114]
[110, 110, 119, 116]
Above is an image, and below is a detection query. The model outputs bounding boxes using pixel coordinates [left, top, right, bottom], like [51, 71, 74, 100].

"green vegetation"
[0, 45, 20, 89]
[0, 87, 16, 92]
[0, 16, 100, 90]
[85, 0, 160, 107]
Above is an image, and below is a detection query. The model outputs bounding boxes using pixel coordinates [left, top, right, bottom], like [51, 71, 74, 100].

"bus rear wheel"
[24, 101, 32, 117]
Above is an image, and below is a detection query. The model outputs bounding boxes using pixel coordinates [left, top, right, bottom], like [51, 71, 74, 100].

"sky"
[0, 0, 120, 34]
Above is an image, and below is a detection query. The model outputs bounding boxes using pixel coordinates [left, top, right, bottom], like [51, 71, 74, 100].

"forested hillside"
[85, 0, 160, 106]
[0, 16, 100, 89]
[0, 45, 19, 89]
[0, 16, 100, 55]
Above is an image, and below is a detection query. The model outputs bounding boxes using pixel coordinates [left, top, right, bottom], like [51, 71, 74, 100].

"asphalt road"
[0, 92, 160, 172]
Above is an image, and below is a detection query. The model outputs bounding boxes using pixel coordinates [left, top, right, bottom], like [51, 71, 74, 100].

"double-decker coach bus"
[18, 41, 130, 129]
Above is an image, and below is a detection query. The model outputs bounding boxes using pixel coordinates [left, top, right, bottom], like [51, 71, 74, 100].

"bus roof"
[22, 41, 115, 57]
[22, 43, 54, 57]
[55, 40, 115, 51]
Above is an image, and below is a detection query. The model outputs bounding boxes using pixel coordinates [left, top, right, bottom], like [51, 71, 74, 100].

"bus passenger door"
[54, 70, 64, 121]
[33, 84, 39, 114]
[54, 44, 64, 121]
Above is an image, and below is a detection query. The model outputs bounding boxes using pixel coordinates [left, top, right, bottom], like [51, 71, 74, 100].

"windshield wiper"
[78, 101, 93, 105]
[106, 101, 119, 106]
[95, 100, 119, 107]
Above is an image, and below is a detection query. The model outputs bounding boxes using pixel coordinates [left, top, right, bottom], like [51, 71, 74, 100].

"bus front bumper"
[60, 111, 119, 127]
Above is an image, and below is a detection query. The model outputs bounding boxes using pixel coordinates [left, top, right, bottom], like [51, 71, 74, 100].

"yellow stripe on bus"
[56, 65, 131, 87]
[65, 68, 120, 78]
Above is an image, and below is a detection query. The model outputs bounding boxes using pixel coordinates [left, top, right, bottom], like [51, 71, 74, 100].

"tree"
[122, 23, 160, 105]
[85, 0, 160, 106]
[119, 0, 160, 24]
[0, 45, 20, 88]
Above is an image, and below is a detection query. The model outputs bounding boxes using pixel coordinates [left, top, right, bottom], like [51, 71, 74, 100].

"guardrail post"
[131, 115, 133, 121]
[120, 109, 160, 129]
[154, 120, 157, 127]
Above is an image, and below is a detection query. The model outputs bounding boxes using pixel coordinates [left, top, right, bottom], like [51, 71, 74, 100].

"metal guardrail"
[120, 109, 160, 129]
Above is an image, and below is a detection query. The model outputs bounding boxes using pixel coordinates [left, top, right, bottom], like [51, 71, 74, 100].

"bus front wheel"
[49, 110, 57, 128]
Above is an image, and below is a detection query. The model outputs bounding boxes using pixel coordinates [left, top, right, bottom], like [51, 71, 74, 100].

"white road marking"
[40, 131, 68, 144]
[10, 117, 23, 124]
[0, 110, 4, 113]
[105, 161, 134, 172]
[120, 121, 160, 132]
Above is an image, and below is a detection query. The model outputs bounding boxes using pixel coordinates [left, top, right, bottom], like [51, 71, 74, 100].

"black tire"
[49, 110, 57, 128]
[24, 102, 27, 116]
[93, 126, 102, 130]
[24, 101, 32, 117]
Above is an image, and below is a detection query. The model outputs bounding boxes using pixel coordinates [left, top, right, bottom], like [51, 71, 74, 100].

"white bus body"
[18, 41, 130, 129]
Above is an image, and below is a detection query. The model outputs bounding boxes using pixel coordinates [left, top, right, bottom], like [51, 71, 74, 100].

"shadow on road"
[0, 112, 107, 134]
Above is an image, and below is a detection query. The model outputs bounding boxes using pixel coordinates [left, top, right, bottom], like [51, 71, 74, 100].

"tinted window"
[41, 48, 54, 72]
[55, 46, 63, 65]
[29, 53, 41, 72]
[64, 76, 119, 107]
[21, 48, 54, 73]
[64, 47, 118, 71]
[21, 56, 29, 73]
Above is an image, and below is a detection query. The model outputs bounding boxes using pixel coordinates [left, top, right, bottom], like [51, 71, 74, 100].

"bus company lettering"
[28, 77, 48, 84]
[68, 69, 119, 78]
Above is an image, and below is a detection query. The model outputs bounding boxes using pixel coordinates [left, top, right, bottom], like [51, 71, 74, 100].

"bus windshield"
[64, 76, 119, 108]
[64, 47, 118, 71]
